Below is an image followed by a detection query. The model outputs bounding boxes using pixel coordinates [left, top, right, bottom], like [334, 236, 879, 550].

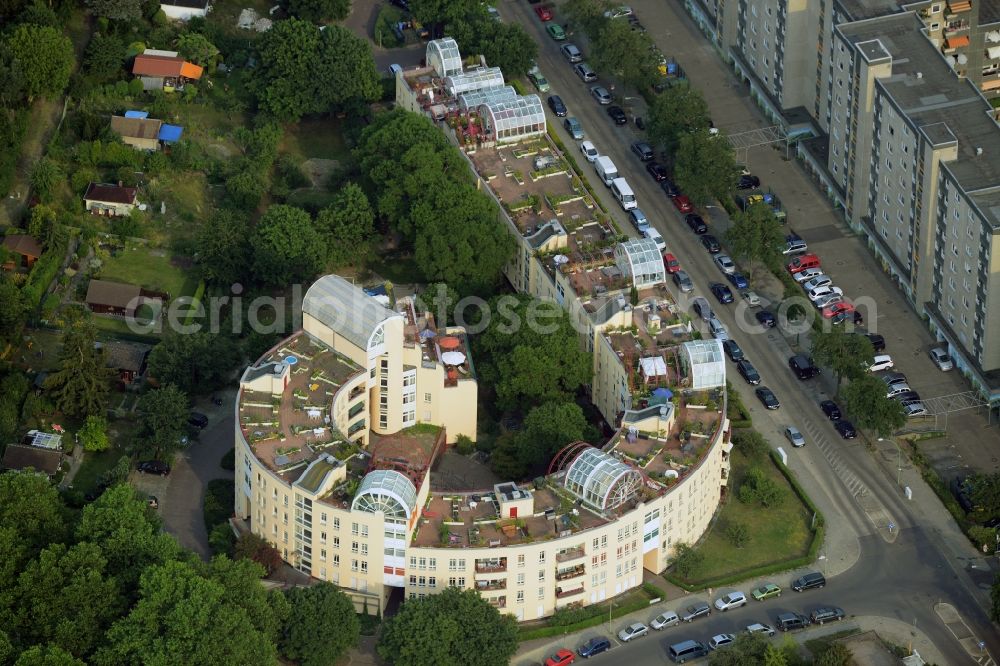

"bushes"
[203, 478, 234, 533]
[220, 447, 235, 471]
[22, 233, 68, 310]
[732, 429, 768, 460]
[518, 586, 659, 641]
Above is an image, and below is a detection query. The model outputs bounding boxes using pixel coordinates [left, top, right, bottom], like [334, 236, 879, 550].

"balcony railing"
[475, 579, 507, 591]
[555, 586, 585, 599]
[555, 547, 585, 563]
[487, 596, 507, 609]
[475, 559, 507, 574]
[555, 564, 586, 581]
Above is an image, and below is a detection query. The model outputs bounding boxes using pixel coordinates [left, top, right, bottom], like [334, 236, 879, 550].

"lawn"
[281, 117, 351, 161]
[98, 245, 198, 299]
[71, 445, 126, 495]
[681, 449, 813, 584]
[145, 171, 211, 244]
[364, 250, 425, 285]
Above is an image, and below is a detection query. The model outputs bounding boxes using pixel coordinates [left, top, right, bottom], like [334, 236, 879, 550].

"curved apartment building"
[235, 275, 732, 620]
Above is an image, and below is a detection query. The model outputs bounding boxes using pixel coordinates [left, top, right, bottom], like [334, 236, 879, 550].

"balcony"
[487, 595, 507, 609]
[475, 558, 507, 574]
[555, 546, 585, 563]
[348, 385, 365, 400]
[555, 564, 586, 581]
[475, 579, 507, 591]
[555, 585, 585, 599]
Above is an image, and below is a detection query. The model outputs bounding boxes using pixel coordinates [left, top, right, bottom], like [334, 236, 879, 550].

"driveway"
[136, 389, 236, 559]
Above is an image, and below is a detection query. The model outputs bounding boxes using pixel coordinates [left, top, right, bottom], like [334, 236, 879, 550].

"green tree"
[474, 296, 592, 411]
[225, 170, 265, 211]
[841, 375, 906, 438]
[674, 130, 738, 207]
[233, 532, 283, 576]
[1, 24, 73, 102]
[83, 33, 126, 83]
[94, 560, 278, 666]
[315, 183, 375, 267]
[136, 384, 190, 458]
[669, 542, 703, 579]
[724, 204, 785, 282]
[473, 22, 537, 76]
[814, 643, 851, 666]
[77, 416, 110, 452]
[811, 324, 874, 396]
[0, 473, 66, 558]
[30, 159, 61, 203]
[196, 210, 251, 286]
[84, 0, 143, 20]
[176, 32, 219, 66]
[76, 485, 181, 597]
[725, 522, 750, 548]
[647, 86, 710, 153]
[494, 401, 589, 477]
[206, 556, 289, 644]
[14, 645, 86, 666]
[251, 204, 327, 286]
[287, 0, 350, 22]
[991, 573, 1000, 622]
[148, 331, 242, 395]
[254, 19, 380, 122]
[44, 317, 113, 419]
[732, 429, 768, 460]
[4, 542, 124, 658]
[708, 631, 770, 664]
[280, 583, 359, 666]
[589, 16, 659, 91]
[0, 276, 27, 342]
[28, 204, 57, 247]
[377, 587, 517, 666]
[969, 473, 1000, 519]
[738, 467, 784, 507]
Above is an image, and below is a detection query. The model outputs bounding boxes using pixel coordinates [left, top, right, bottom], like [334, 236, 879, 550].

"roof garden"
[238, 332, 364, 477]
[398, 296, 475, 386]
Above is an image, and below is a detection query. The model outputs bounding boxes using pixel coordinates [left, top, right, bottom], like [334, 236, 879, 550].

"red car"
[535, 5, 553, 20]
[672, 195, 693, 213]
[822, 301, 854, 319]
[663, 253, 680, 273]
[545, 649, 576, 666]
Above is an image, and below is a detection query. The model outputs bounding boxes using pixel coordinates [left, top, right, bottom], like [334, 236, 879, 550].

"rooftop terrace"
[399, 295, 475, 386]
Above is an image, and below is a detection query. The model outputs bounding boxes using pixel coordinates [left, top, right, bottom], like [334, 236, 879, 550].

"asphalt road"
[500, 0, 1000, 660]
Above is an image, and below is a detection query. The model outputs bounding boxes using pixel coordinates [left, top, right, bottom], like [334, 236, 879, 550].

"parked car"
[577, 636, 611, 658]
[714, 254, 736, 274]
[823, 302, 855, 319]
[617, 622, 649, 642]
[929, 347, 954, 371]
[546, 23, 566, 40]
[603, 4, 633, 17]
[756, 386, 780, 409]
[727, 272, 749, 289]
[710, 282, 734, 304]
[756, 310, 776, 328]
[660, 179, 680, 197]
[813, 293, 844, 310]
[751, 583, 782, 601]
[785, 426, 805, 447]
[737, 174, 761, 190]
[673, 270, 694, 293]
[590, 85, 612, 104]
[137, 460, 171, 476]
[867, 354, 894, 372]
[547, 95, 567, 116]
[864, 333, 886, 352]
[692, 297, 713, 320]
[792, 571, 826, 591]
[629, 208, 649, 232]
[879, 371, 908, 387]
[776, 612, 811, 632]
[685, 213, 708, 234]
[528, 65, 550, 92]
[188, 412, 209, 429]
[742, 290, 762, 307]
[784, 233, 808, 255]
[807, 286, 843, 304]
[708, 317, 729, 340]
[563, 117, 583, 139]
[545, 649, 576, 666]
[737, 359, 761, 385]
[802, 275, 833, 292]
[886, 382, 913, 398]
[834, 419, 857, 439]
[661, 254, 680, 274]
[892, 390, 921, 404]
[793, 267, 825, 284]
[708, 634, 736, 650]
[714, 591, 747, 611]
[722, 339, 744, 361]
[646, 162, 669, 181]
[746, 622, 776, 637]
[579, 140, 598, 162]
[672, 194, 694, 213]
[651, 610, 680, 630]
[606, 105, 627, 125]
[820, 400, 842, 420]
[810, 607, 846, 625]
[668, 640, 708, 663]
[788, 354, 820, 380]
[573, 62, 596, 82]
[701, 235, 721, 253]
[560, 43, 583, 62]
[535, 5, 553, 20]
[681, 601, 711, 622]
[631, 141, 654, 161]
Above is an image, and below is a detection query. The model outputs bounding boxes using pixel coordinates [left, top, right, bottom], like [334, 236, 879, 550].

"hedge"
[518, 587, 659, 641]
[22, 234, 68, 310]
[663, 451, 825, 592]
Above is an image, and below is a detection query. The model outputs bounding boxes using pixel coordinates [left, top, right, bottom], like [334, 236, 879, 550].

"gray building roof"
[840, 13, 1000, 228]
[302, 275, 402, 351]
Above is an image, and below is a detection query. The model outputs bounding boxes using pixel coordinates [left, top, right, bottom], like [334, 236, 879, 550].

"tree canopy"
[724, 204, 785, 282]
[647, 86, 711, 153]
[280, 583, 359, 666]
[0, 24, 73, 102]
[811, 326, 874, 395]
[315, 183, 375, 267]
[44, 315, 113, 419]
[377, 588, 518, 666]
[251, 204, 328, 286]
[136, 385, 190, 458]
[841, 374, 906, 438]
[148, 331, 242, 396]
[287, 0, 350, 22]
[254, 19, 380, 122]
[196, 210, 251, 286]
[674, 130, 739, 207]
[84, 0, 145, 20]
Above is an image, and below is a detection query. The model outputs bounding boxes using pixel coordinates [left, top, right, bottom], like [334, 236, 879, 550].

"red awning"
[947, 35, 971, 48]
[949, 0, 972, 12]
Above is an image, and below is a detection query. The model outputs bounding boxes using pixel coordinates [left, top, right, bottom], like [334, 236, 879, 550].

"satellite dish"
[958, 53, 969, 65]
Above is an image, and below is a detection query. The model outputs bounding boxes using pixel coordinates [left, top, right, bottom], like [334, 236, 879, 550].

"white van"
[610, 177, 636, 210]
[594, 156, 618, 186]
[644, 227, 666, 252]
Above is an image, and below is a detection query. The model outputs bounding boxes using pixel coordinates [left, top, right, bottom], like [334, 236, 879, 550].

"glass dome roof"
[682, 339, 726, 389]
[351, 469, 417, 519]
[564, 447, 642, 512]
[616, 237, 666, 288]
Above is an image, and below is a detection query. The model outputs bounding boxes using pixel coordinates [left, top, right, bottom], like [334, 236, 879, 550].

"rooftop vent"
[976, 146, 984, 156]
[916, 72, 923, 79]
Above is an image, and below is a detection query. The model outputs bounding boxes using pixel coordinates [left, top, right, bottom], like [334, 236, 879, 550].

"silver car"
[617, 622, 649, 642]
[673, 270, 694, 293]
[651, 611, 680, 630]
[929, 347, 954, 371]
[708, 317, 728, 341]
[561, 43, 583, 62]
[591, 86, 612, 104]
[575, 63, 598, 82]
[784, 426, 805, 447]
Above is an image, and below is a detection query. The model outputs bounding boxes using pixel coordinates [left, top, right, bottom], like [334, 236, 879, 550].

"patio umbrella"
[419, 329, 437, 339]
[439, 336, 461, 350]
[441, 351, 466, 366]
[652, 387, 673, 400]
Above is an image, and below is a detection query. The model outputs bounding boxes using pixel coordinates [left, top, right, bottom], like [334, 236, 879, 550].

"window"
[410, 575, 417, 586]
[361, 526, 368, 538]
[516, 591, 524, 604]
[448, 577, 457, 587]
[361, 544, 368, 556]
[352, 542, 359, 554]
[351, 523, 359, 536]
[428, 558, 436, 569]
[517, 573, 525, 585]
[458, 577, 465, 587]
[361, 561, 367, 573]
[333, 518, 340, 530]
[352, 560, 359, 572]
[429, 577, 436, 588]
[424, 392, 432, 403]
[418, 576, 426, 587]
[538, 587, 545, 600]
[538, 552, 545, 564]
[320, 549, 326, 561]
[538, 571, 545, 581]
[517, 554, 525, 567]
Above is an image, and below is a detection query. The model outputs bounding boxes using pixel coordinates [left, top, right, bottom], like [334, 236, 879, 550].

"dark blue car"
[710, 282, 734, 304]
[726, 272, 749, 289]
[578, 636, 611, 658]
[755, 310, 776, 328]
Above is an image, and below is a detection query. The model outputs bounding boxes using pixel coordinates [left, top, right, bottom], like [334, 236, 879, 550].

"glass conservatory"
[479, 94, 546, 144]
[615, 237, 666, 289]
[458, 85, 516, 112]
[682, 339, 726, 390]
[351, 469, 417, 520]
[564, 447, 642, 512]
[444, 67, 505, 97]
[426, 37, 463, 78]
